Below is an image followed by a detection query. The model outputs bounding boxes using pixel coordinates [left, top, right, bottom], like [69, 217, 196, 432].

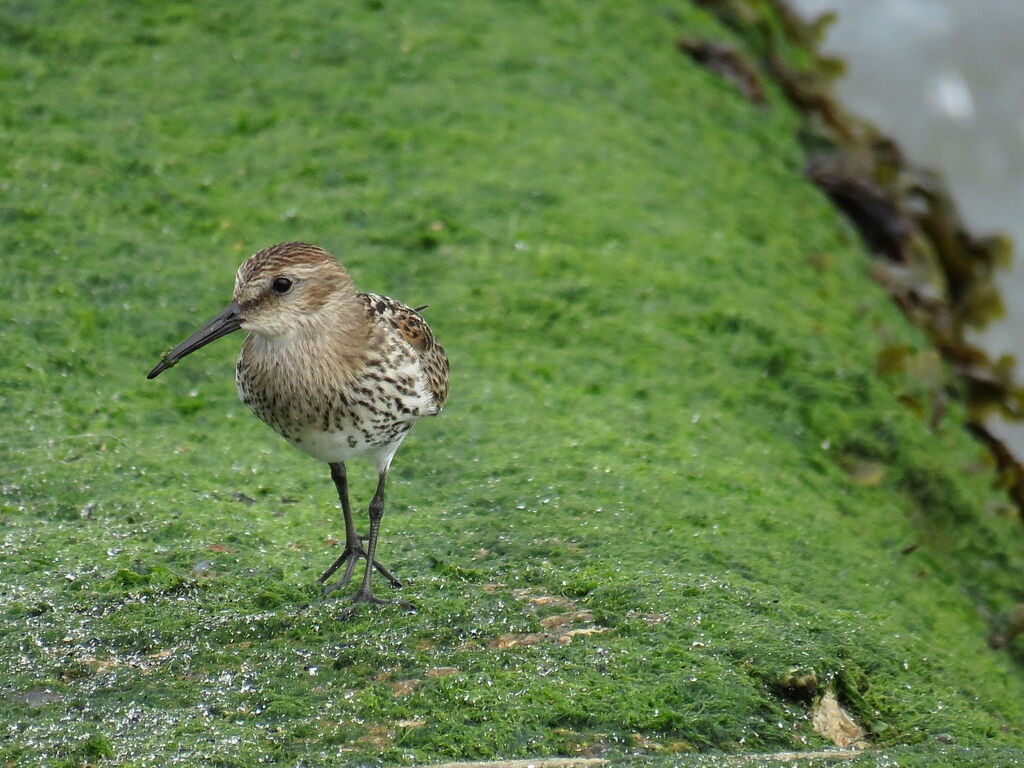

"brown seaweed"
[678, 37, 767, 106]
[807, 154, 913, 261]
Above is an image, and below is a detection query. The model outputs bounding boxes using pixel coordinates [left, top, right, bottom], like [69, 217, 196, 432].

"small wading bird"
[147, 242, 449, 609]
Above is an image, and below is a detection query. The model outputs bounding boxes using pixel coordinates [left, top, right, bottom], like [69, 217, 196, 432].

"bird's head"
[232, 242, 356, 337]
[147, 242, 357, 379]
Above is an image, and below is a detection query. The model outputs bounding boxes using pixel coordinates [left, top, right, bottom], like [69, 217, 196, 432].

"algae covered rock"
[1, 1, 1023, 766]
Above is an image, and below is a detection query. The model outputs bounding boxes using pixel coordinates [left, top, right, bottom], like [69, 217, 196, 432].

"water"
[789, 0, 1024, 452]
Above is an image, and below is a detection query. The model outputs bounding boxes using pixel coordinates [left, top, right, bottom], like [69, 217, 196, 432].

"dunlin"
[147, 242, 449, 609]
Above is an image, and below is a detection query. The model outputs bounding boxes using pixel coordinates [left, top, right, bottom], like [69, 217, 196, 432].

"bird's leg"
[339, 470, 413, 610]
[319, 462, 401, 593]
[318, 462, 360, 587]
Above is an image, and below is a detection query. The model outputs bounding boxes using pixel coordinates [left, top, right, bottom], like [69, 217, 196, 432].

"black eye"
[271, 277, 292, 294]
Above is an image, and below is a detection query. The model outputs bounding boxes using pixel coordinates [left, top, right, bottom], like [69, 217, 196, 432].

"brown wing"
[359, 292, 449, 411]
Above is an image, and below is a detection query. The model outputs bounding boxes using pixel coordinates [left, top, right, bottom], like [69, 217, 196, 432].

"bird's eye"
[271, 277, 293, 294]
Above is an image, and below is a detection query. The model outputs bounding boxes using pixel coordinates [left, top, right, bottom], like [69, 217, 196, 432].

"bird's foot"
[331, 587, 415, 618]
[318, 542, 402, 594]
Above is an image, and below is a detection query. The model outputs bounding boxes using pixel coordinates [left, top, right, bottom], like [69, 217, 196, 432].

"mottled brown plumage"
[148, 242, 449, 610]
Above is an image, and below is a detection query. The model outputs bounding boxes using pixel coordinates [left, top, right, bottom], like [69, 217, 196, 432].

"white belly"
[286, 410, 413, 473]
[289, 424, 401, 463]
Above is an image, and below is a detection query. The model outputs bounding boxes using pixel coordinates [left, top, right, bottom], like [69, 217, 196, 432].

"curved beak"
[147, 301, 243, 379]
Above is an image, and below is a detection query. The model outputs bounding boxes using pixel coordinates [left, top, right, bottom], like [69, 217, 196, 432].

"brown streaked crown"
[236, 242, 336, 286]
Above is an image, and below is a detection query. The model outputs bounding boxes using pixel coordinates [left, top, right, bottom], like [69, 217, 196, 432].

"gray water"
[789, 0, 1024, 452]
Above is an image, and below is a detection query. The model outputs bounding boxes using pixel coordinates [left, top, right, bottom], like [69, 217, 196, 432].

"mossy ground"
[2, 1, 1024, 766]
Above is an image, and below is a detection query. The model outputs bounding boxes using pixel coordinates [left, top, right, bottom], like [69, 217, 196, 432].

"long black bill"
[147, 301, 244, 379]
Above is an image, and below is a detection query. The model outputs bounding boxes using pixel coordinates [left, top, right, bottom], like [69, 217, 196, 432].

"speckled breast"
[235, 335, 432, 464]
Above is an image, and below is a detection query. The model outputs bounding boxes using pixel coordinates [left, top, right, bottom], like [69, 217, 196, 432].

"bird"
[147, 242, 449, 610]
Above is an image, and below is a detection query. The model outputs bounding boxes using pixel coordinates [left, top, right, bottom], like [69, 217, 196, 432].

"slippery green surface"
[2, 1, 1024, 766]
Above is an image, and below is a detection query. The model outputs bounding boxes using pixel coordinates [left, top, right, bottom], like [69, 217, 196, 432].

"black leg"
[319, 462, 402, 594]
[338, 471, 413, 611]
[354, 472, 387, 600]
[333, 461, 359, 544]
[318, 462, 359, 585]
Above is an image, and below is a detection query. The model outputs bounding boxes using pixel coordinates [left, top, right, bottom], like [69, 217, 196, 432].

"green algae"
[2, 1, 1024, 766]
